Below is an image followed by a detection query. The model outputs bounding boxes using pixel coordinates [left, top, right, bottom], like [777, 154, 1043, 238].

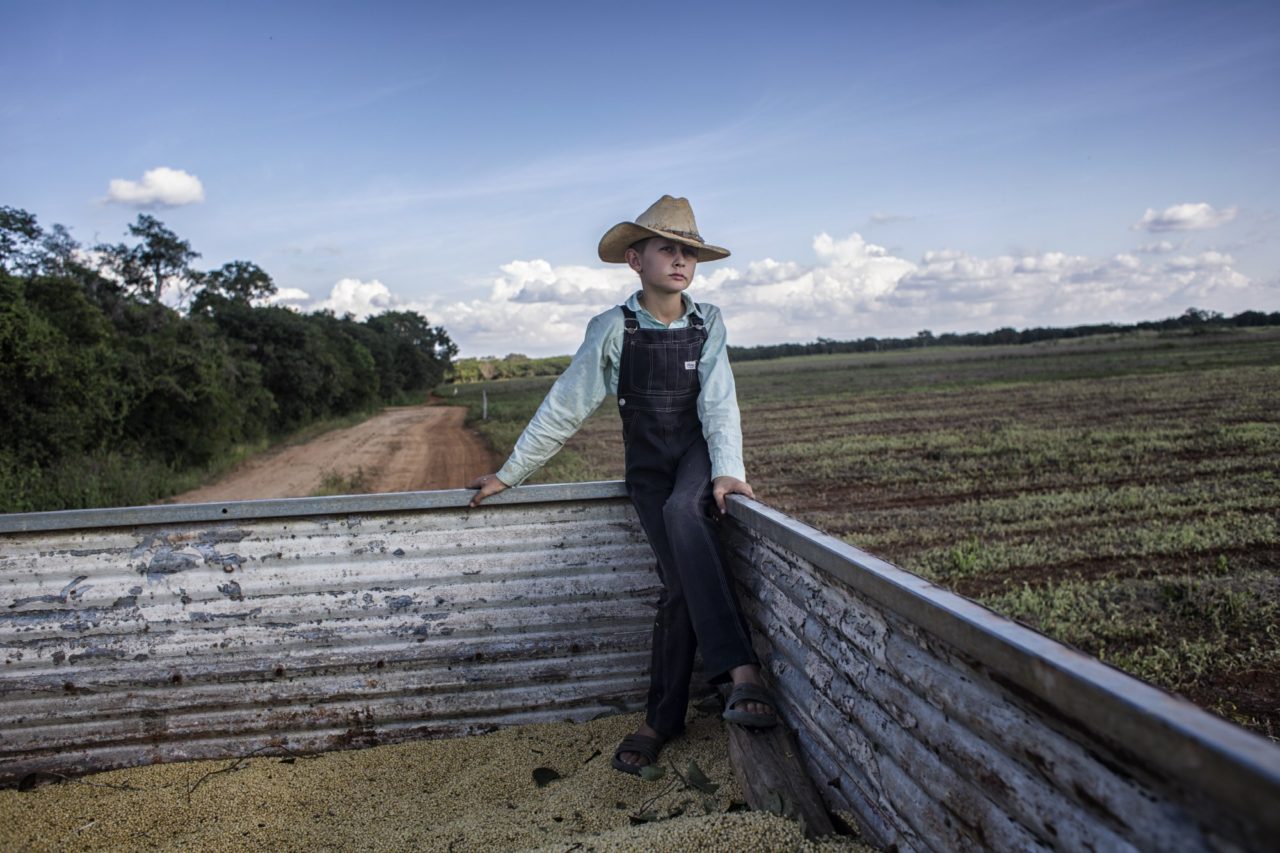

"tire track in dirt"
[170, 406, 498, 503]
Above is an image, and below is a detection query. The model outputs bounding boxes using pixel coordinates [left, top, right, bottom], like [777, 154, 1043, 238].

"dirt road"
[171, 406, 498, 503]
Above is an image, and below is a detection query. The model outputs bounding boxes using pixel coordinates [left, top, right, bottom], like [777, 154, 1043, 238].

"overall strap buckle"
[689, 306, 707, 344]
[688, 301, 705, 330]
[620, 304, 640, 334]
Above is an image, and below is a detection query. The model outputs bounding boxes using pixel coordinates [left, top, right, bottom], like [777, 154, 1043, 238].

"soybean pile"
[463, 327, 1280, 738]
[0, 710, 867, 851]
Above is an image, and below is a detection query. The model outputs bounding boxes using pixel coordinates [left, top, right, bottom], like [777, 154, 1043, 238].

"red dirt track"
[171, 405, 498, 503]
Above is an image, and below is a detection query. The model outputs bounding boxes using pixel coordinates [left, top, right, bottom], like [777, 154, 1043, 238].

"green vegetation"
[445, 376, 624, 485]
[450, 352, 573, 382]
[725, 306, 1280, 362]
[0, 205, 455, 512]
[449, 328, 1280, 738]
[444, 309, 1280, 380]
[312, 467, 373, 496]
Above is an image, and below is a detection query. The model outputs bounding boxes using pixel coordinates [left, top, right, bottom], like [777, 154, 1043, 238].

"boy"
[468, 195, 776, 775]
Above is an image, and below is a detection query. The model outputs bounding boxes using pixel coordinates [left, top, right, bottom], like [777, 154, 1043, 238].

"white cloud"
[1137, 240, 1178, 254]
[268, 287, 312, 306]
[868, 211, 915, 225]
[409, 264, 636, 357]
[295, 233, 1265, 357]
[313, 278, 396, 318]
[499, 259, 634, 305]
[105, 167, 206, 207]
[891, 246, 1252, 325]
[678, 234, 917, 344]
[1135, 202, 1237, 232]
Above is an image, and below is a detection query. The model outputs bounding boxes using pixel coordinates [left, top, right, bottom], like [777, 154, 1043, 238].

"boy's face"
[626, 238, 698, 296]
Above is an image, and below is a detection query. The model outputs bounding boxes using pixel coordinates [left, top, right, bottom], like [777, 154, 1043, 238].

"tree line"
[725, 307, 1280, 362]
[1, 205, 456, 513]
[445, 307, 1280, 384]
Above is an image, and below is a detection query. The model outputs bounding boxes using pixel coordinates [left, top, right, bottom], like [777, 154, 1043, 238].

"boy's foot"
[612, 722, 666, 775]
[723, 664, 778, 728]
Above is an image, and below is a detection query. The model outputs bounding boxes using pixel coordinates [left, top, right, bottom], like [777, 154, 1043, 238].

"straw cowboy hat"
[598, 195, 731, 264]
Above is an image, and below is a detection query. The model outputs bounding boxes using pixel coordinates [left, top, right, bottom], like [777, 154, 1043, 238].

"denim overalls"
[617, 304, 759, 738]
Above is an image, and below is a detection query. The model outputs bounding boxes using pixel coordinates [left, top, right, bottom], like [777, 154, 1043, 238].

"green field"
[446, 327, 1280, 739]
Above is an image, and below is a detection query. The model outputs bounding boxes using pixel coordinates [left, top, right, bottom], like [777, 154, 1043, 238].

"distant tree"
[0, 271, 121, 466]
[39, 223, 81, 278]
[364, 310, 457, 392]
[1181, 307, 1224, 325]
[1232, 310, 1271, 327]
[990, 326, 1019, 345]
[194, 260, 276, 306]
[97, 214, 200, 303]
[0, 206, 43, 275]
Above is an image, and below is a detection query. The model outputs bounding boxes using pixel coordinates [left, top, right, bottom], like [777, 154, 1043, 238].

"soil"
[171, 405, 499, 503]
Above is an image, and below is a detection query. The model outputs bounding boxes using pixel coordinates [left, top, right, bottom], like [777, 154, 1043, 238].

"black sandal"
[611, 733, 665, 776]
[722, 682, 779, 729]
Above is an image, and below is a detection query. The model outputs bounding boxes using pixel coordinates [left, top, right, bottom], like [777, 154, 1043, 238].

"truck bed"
[2, 483, 1276, 850]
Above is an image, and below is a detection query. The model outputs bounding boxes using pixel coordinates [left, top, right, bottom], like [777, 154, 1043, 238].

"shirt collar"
[626, 291, 699, 324]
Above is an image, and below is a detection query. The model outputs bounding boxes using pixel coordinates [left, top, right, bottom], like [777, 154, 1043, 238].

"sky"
[4, 0, 1278, 356]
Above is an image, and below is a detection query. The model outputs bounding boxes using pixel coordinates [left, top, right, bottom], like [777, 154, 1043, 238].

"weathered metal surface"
[0, 485, 660, 784]
[719, 497, 1280, 852]
[4, 480, 1278, 852]
[0, 481, 632, 534]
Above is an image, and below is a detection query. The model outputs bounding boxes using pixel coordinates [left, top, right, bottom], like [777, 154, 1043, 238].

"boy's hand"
[712, 476, 755, 514]
[468, 473, 509, 508]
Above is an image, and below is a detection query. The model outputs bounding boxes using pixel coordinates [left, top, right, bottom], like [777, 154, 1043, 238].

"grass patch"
[985, 568, 1280, 732]
[438, 378, 622, 484]
[312, 467, 373, 496]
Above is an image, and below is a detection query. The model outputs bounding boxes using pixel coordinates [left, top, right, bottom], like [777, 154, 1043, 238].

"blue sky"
[4, 0, 1278, 355]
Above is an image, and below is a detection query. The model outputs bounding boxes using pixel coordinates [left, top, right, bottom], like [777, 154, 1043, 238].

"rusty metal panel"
[0, 484, 661, 784]
[719, 497, 1280, 852]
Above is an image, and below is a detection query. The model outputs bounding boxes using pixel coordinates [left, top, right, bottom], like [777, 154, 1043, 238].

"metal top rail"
[723, 496, 1280, 835]
[0, 480, 631, 534]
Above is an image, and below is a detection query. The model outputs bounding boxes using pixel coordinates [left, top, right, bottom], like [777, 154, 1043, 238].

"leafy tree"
[195, 260, 276, 306]
[39, 223, 82, 278]
[0, 272, 121, 465]
[1181, 306, 1224, 324]
[0, 206, 43, 275]
[113, 304, 270, 467]
[365, 310, 457, 392]
[97, 214, 200, 303]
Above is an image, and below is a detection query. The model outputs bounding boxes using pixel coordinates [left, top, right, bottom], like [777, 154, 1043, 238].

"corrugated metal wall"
[720, 499, 1280, 852]
[5, 481, 1278, 852]
[0, 483, 662, 784]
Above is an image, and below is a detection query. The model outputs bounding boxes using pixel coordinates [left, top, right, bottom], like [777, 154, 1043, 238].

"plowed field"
[453, 328, 1280, 738]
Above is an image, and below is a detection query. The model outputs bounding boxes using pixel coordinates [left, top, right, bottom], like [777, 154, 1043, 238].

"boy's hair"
[627, 237, 652, 256]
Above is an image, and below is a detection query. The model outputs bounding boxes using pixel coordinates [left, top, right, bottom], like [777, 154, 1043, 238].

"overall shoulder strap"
[688, 303, 707, 350]
[620, 304, 639, 334]
[687, 304, 709, 361]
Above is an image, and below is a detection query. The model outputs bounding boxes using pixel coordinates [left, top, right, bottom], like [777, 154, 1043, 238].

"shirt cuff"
[710, 458, 747, 482]
[494, 464, 524, 487]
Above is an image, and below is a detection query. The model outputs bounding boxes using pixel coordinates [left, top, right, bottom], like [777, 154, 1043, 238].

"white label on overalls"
[684, 361, 697, 370]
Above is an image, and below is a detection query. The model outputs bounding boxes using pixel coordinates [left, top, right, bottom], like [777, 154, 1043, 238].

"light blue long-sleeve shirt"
[495, 291, 746, 486]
